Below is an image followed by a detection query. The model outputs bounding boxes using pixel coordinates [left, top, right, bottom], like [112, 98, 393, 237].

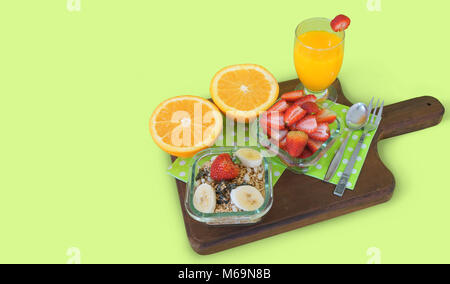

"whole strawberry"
[285, 131, 308, 158]
[210, 153, 240, 181]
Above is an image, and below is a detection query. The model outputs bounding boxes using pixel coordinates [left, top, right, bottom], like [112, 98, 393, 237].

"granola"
[194, 156, 265, 213]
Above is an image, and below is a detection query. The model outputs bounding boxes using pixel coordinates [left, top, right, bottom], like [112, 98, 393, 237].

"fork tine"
[366, 97, 374, 124]
[375, 100, 384, 126]
[370, 99, 380, 124]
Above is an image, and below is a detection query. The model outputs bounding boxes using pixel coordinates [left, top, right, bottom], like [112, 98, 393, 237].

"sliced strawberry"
[260, 111, 285, 130]
[293, 94, 317, 106]
[301, 102, 320, 114]
[307, 139, 323, 153]
[288, 123, 298, 131]
[330, 14, 351, 32]
[260, 119, 270, 136]
[260, 118, 272, 136]
[309, 123, 330, 141]
[285, 131, 308, 158]
[269, 129, 288, 141]
[294, 115, 317, 134]
[281, 90, 304, 101]
[284, 105, 307, 127]
[267, 99, 290, 113]
[268, 112, 286, 130]
[279, 137, 287, 150]
[260, 119, 288, 141]
[316, 108, 337, 124]
[299, 148, 313, 159]
[271, 136, 287, 150]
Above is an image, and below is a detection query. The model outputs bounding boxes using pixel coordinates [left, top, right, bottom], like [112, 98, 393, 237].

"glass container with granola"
[185, 147, 273, 225]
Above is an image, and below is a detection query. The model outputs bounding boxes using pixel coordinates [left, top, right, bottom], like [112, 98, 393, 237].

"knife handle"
[334, 133, 367, 197]
[324, 134, 350, 182]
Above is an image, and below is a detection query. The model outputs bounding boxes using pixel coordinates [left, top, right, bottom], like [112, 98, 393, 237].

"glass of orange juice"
[294, 17, 345, 102]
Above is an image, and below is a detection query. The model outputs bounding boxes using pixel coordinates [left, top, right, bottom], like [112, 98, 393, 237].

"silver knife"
[333, 132, 367, 197]
[324, 134, 350, 182]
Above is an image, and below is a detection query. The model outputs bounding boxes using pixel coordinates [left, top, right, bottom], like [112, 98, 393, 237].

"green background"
[0, 0, 448, 264]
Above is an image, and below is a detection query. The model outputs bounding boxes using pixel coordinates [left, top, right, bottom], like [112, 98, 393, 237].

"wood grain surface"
[171, 78, 445, 255]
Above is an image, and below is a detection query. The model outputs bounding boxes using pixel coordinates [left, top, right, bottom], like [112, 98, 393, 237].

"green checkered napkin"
[167, 101, 378, 190]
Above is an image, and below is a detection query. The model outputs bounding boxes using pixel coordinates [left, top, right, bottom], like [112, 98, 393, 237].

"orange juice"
[294, 30, 344, 92]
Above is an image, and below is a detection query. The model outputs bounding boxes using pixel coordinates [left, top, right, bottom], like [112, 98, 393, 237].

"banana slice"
[235, 148, 263, 168]
[193, 184, 216, 213]
[230, 185, 264, 211]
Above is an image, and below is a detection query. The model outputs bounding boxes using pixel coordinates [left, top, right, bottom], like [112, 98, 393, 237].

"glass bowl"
[257, 102, 343, 174]
[185, 146, 273, 225]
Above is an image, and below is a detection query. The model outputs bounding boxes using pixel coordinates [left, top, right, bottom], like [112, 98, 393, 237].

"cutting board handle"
[379, 96, 445, 140]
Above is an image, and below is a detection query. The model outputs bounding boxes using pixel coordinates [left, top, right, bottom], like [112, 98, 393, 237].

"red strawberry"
[267, 99, 290, 113]
[301, 102, 320, 114]
[307, 139, 323, 153]
[281, 90, 304, 101]
[271, 136, 287, 150]
[284, 105, 307, 126]
[330, 14, 351, 32]
[260, 111, 285, 130]
[279, 137, 287, 150]
[299, 148, 313, 159]
[285, 131, 308, 158]
[294, 115, 317, 134]
[210, 153, 240, 181]
[260, 120, 270, 136]
[287, 123, 297, 131]
[294, 94, 317, 106]
[316, 109, 337, 124]
[260, 121, 287, 141]
[309, 123, 330, 141]
[269, 129, 288, 141]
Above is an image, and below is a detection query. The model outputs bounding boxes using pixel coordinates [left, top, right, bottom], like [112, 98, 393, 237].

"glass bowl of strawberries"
[258, 90, 343, 173]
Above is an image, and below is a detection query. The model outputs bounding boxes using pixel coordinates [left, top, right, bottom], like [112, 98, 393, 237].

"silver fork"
[333, 97, 384, 197]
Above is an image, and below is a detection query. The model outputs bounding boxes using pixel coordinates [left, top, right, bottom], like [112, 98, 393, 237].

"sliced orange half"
[210, 64, 279, 121]
[149, 96, 223, 157]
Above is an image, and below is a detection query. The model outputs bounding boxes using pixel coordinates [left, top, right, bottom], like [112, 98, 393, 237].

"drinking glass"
[294, 17, 345, 102]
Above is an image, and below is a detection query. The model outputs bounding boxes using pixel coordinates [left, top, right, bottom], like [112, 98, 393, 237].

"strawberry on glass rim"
[330, 14, 351, 32]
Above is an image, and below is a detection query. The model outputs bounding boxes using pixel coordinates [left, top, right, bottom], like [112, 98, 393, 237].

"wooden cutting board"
[171, 78, 445, 255]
